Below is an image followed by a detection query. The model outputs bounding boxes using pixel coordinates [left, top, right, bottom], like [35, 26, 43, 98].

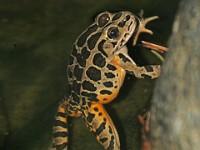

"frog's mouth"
[131, 14, 168, 53]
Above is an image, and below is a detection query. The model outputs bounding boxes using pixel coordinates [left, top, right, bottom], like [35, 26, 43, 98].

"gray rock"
[150, 0, 200, 149]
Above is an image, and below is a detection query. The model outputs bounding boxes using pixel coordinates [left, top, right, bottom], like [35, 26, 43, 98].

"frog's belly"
[95, 66, 126, 104]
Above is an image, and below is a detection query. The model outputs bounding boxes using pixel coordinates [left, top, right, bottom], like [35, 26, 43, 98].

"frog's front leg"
[124, 61, 160, 79]
[115, 46, 160, 79]
[82, 102, 120, 150]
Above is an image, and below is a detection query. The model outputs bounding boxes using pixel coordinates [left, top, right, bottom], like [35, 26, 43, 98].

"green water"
[0, 0, 179, 149]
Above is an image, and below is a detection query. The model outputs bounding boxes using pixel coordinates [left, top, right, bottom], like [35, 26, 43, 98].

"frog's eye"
[97, 13, 110, 27]
[107, 27, 120, 39]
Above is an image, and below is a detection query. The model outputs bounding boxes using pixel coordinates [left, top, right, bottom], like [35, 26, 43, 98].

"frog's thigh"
[83, 103, 120, 150]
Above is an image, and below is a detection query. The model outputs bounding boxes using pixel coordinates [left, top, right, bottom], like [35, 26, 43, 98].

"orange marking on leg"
[53, 126, 68, 133]
[54, 137, 68, 145]
[68, 110, 82, 117]
[57, 107, 66, 113]
[83, 103, 120, 149]
[56, 116, 67, 123]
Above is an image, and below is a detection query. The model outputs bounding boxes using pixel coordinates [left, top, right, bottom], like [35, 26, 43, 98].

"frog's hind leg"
[82, 103, 120, 150]
[51, 101, 69, 150]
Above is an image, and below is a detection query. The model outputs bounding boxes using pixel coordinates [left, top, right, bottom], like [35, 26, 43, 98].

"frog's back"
[67, 23, 100, 102]
[67, 11, 137, 104]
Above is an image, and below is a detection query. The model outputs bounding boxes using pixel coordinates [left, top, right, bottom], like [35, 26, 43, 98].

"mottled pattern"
[51, 11, 161, 150]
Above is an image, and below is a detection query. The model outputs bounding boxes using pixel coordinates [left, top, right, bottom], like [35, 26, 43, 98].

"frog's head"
[95, 11, 137, 56]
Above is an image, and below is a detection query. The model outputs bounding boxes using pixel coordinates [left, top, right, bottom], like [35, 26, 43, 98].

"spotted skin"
[50, 11, 160, 150]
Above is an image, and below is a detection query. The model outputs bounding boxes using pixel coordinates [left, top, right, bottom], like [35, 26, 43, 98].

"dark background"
[0, 0, 179, 149]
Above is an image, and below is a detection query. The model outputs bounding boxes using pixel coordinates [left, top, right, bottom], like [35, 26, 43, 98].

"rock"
[150, 0, 200, 149]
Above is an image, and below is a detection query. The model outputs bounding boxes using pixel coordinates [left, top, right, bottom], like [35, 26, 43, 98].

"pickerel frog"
[50, 11, 163, 150]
